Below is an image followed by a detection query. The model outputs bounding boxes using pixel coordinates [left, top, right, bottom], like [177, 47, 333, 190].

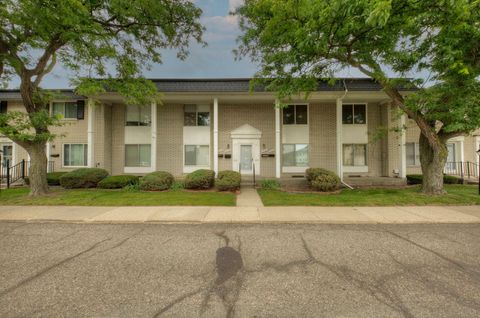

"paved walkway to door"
[236, 187, 264, 207]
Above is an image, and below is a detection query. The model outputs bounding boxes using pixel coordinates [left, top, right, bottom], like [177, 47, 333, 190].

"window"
[406, 143, 420, 166]
[283, 105, 308, 125]
[343, 144, 367, 166]
[282, 144, 309, 167]
[126, 105, 151, 126]
[53, 102, 78, 119]
[342, 104, 366, 124]
[184, 104, 210, 126]
[125, 144, 151, 167]
[185, 145, 209, 166]
[64, 144, 87, 166]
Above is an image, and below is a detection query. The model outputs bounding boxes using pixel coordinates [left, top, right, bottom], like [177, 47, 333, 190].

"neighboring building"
[0, 79, 479, 183]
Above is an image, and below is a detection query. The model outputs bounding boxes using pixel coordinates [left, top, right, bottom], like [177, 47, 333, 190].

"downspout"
[339, 80, 354, 190]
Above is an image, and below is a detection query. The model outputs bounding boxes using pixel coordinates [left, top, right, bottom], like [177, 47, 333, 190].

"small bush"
[59, 168, 109, 189]
[170, 181, 185, 191]
[216, 170, 241, 191]
[261, 179, 281, 190]
[98, 175, 139, 189]
[123, 183, 140, 192]
[184, 169, 215, 190]
[305, 168, 333, 182]
[139, 171, 174, 191]
[406, 174, 462, 185]
[309, 169, 341, 192]
[24, 172, 68, 186]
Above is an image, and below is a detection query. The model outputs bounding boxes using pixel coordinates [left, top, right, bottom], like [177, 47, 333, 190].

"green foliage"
[59, 168, 109, 189]
[170, 181, 185, 191]
[260, 179, 281, 190]
[305, 168, 341, 192]
[407, 174, 462, 185]
[123, 183, 140, 192]
[97, 175, 139, 189]
[216, 170, 241, 191]
[184, 169, 215, 190]
[139, 171, 174, 191]
[46, 172, 68, 186]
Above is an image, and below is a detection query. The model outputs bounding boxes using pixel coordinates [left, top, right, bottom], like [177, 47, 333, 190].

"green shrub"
[310, 169, 341, 192]
[184, 169, 215, 189]
[305, 168, 333, 182]
[216, 170, 241, 191]
[170, 181, 185, 191]
[59, 168, 109, 189]
[123, 183, 140, 192]
[261, 179, 281, 190]
[24, 172, 68, 186]
[407, 174, 462, 185]
[139, 171, 174, 191]
[97, 175, 139, 189]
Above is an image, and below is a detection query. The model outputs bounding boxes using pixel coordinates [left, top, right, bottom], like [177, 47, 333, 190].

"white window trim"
[406, 142, 421, 166]
[281, 103, 309, 126]
[342, 103, 368, 125]
[184, 104, 211, 127]
[62, 143, 88, 168]
[183, 144, 211, 173]
[124, 144, 152, 168]
[125, 104, 152, 127]
[51, 101, 79, 121]
[281, 143, 309, 168]
[342, 143, 368, 171]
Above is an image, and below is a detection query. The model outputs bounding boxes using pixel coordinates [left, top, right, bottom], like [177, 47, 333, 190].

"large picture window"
[283, 105, 308, 125]
[406, 143, 420, 166]
[64, 144, 87, 167]
[342, 104, 366, 124]
[53, 102, 78, 119]
[282, 144, 309, 167]
[185, 145, 209, 166]
[125, 144, 151, 167]
[184, 105, 210, 126]
[343, 144, 367, 166]
[125, 105, 151, 126]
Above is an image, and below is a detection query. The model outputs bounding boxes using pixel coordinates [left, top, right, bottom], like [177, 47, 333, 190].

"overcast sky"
[8, 0, 371, 89]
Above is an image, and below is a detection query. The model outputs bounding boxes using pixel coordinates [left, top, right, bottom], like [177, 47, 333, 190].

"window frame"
[184, 144, 210, 167]
[406, 142, 421, 166]
[184, 104, 210, 127]
[62, 143, 88, 167]
[282, 104, 309, 125]
[282, 143, 309, 167]
[124, 144, 152, 167]
[342, 143, 368, 167]
[125, 105, 152, 127]
[52, 101, 79, 120]
[342, 103, 368, 125]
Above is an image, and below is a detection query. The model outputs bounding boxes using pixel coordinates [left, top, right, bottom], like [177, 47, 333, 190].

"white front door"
[240, 144, 253, 174]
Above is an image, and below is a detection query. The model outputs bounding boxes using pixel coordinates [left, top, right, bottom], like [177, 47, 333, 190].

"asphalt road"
[1, 222, 480, 317]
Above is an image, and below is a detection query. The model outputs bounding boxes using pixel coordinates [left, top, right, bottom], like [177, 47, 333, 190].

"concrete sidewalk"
[0, 205, 479, 224]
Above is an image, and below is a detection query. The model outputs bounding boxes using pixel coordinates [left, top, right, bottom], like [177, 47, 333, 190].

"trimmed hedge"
[59, 168, 109, 189]
[306, 168, 341, 192]
[24, 171, 68, 186]
[98, 175, 139, 189]
[184, 169, 215, 190]
[406, 174, 462, 185]
[216, 170, 241, 191]
[139, 171, 174, 191]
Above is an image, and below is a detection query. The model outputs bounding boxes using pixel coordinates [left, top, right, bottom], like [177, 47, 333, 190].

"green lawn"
[0, 188, 236, 206]
[258, 185, 480, 206]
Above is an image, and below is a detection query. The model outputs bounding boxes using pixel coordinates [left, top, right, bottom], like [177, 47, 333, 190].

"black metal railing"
[444, 161, 479, 180]
[1, 160, 55, 188]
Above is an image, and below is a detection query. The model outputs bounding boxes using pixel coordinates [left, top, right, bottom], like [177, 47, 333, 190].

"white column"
[336, 98, 343, 181]
[46, 142, 51, 172]
[87, 98, 95, 168]
[213, 98, 219, 174]
[275, 99, 281, 179]
[459, 140, 465, 163]
[11, 142, 17, 166]
[399, 113, 407, 178]
[151, 101, 157, 171]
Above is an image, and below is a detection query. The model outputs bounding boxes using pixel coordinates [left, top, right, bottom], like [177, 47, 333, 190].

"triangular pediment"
[231, 124, 262, 139]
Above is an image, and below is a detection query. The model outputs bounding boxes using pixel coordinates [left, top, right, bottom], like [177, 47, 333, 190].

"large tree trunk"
[419, 133, 448, 195]
[26, 142, 49, 196]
